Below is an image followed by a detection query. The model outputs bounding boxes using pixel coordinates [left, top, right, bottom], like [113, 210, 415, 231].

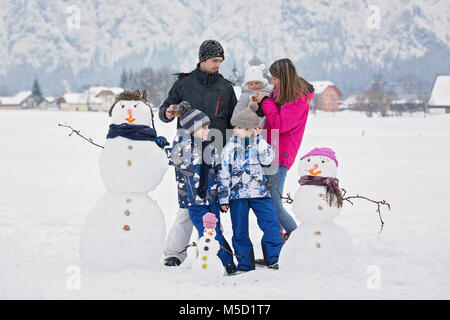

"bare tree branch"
[282, 192, 294, 204]
[58, 124, 104, 149]
[342, 191, 390, 233]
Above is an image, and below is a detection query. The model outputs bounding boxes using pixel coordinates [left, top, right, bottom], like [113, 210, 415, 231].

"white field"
[0, 109, 449, 299]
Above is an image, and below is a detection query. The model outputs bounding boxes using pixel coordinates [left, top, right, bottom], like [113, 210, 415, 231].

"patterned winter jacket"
[218, 134, 275, 205]
[169, 135, 220, 208]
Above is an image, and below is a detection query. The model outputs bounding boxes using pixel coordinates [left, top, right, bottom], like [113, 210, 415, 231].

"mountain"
[0, 0, 449, 97]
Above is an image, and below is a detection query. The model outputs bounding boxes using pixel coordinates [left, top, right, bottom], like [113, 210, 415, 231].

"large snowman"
[191, 213, 224, 283]
[279, 147, 355, 275]
[80, 90, 169, 272]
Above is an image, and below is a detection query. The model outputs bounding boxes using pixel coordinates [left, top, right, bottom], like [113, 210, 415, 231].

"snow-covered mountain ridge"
[0, 0, 448, 96]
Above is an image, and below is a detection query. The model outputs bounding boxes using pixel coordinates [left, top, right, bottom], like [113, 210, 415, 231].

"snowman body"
[100, 136, 167, 194]
[192, 228, 224, 283]
[279, 149, 355, 275]
[80, 98, 168, 272]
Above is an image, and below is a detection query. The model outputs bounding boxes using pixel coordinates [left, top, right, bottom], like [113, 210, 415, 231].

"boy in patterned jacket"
[219, 102, 282, 272]
[169, 102, 236, 275]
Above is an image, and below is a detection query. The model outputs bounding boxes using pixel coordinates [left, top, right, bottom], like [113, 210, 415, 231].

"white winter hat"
[243, 62, 268, 85]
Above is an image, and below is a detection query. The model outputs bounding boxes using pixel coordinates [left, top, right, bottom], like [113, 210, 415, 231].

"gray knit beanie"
[230, 102, 259, 129]
[199, 39, 225, 63]
[177, 101, 210, 134]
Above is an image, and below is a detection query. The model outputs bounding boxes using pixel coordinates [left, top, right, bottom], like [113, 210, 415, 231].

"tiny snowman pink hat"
[300, 147, 338, 167]
[203, 212, 218, 229]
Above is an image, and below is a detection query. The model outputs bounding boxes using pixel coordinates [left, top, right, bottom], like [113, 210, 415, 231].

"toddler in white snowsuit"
[231, 63, 273, 129]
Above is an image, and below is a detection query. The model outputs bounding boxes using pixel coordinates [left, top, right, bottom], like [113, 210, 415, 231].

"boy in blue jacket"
[219, 102, 282, 272]
[169, 102, 236, 275]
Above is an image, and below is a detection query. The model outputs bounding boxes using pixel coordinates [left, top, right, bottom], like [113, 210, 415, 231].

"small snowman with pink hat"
[279, 147, 356, 275]
[191, 213, 224, 283]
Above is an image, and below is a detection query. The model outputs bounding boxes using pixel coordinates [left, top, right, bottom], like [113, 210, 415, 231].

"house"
[60, 86, 124, 112]
[59, 93, 102, 112]
[428, 75, 450, 113]
[87, 86, 124, 112]
[310, 81, 343, 112]
[0, 90, 33, 109]
[38, 96, 61, 110]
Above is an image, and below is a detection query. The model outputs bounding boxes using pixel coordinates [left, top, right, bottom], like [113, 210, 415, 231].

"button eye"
[307, 159, 311, 162]
[134, 104, 137, 108]
[321, 160, 325, 163]
[121, 105, 125, 108]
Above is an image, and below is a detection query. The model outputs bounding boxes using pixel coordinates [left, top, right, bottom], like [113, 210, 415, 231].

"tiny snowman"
[80, 90, 169, 272]
[191, 213, 224, 283]
[279, 147, 355, 275]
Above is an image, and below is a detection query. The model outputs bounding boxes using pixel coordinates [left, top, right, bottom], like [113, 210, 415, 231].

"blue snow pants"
[229, 197, 283, 271]
[188, 201, 234, 267]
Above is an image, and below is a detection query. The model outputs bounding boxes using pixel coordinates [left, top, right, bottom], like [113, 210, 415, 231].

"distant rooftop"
[428, 75, 450, 107]
[310, 81, 337, 95]
[87, 86, 124, 97]
[0, 90, 32, 105]
[62, 93, 102, 105]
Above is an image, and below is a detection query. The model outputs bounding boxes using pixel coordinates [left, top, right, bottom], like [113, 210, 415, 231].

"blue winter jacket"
[218, 134, 275, 205]
[170, 135, 220, 207]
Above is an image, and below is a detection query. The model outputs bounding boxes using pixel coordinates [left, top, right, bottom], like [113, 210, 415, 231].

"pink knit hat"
[203, 212, 218, 229]
[300, 147, 338, 167]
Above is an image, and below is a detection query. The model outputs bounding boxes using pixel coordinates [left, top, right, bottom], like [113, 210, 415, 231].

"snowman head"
[202, 212, 218, 237]
[203, 228, 216, 238]
[299, 147, 338, 178]
[109, 90, 154, 126]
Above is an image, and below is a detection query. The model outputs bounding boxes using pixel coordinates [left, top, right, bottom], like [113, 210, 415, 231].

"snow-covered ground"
[1, 109, 449, 299]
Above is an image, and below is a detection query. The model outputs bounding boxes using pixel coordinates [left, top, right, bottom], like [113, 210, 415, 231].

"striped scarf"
[298, 175, 343, 208]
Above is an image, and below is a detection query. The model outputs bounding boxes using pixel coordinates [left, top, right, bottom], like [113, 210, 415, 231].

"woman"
[255, 58, 314, 242]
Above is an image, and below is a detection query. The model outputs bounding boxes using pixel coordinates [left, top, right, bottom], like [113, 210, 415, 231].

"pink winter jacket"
[261, 89, 314, 170]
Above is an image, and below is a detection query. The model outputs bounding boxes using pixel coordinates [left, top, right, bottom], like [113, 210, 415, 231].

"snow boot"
[282, 231, 291, 245]
[225, 263, 237, 275]
[164, 257, 181, 266]
[255, 258, 266, 266]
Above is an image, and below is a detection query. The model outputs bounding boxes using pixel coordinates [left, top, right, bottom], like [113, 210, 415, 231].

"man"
[159, 39, 237, 266]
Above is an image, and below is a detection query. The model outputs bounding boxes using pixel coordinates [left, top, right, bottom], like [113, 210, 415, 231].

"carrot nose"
[125, 109, 135, 123]
[308, 164, 322, 176]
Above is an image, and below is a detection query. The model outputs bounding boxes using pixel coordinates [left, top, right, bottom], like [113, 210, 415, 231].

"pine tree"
[120, 69, 128, 89]
[248, 56, 263, 66]
[228, 63, 243, 86]
[31, 78, 44, 105]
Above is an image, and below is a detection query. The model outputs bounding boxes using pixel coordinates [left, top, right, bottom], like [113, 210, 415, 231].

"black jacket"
[159, 65, 237, 147]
